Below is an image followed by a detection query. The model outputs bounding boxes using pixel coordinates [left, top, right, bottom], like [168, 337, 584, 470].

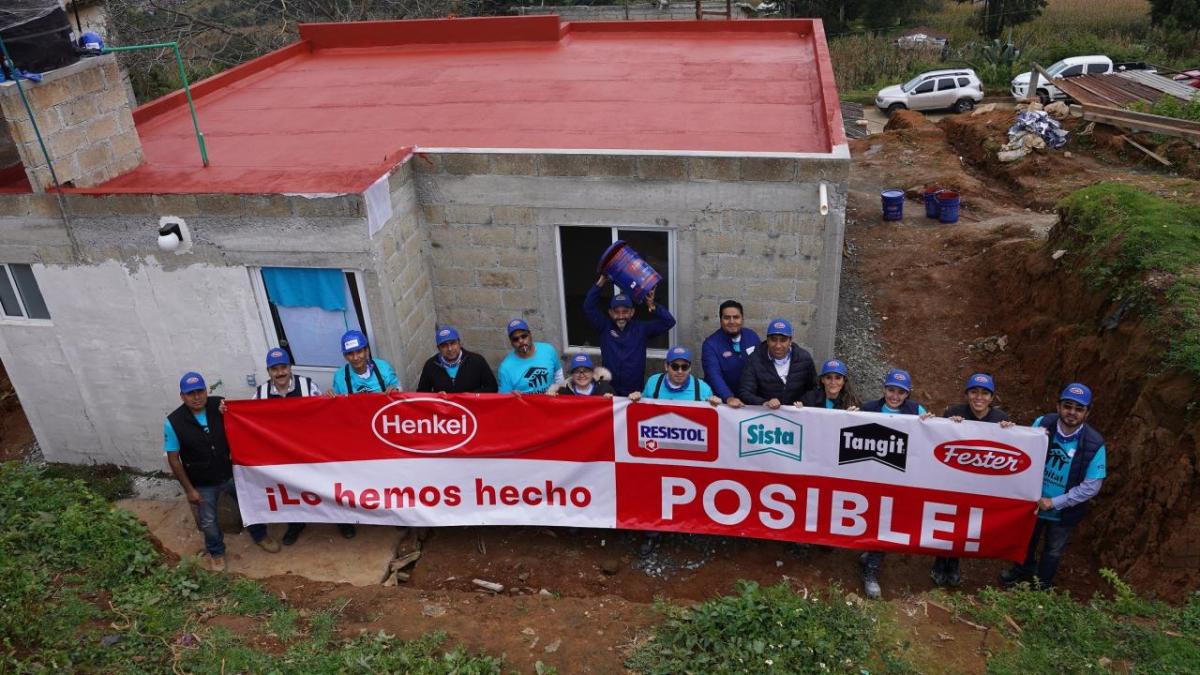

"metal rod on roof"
[103, 43, 209, 167]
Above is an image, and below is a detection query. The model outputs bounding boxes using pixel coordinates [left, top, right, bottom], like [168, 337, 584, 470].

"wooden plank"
[1079, 110, 1200, 143]
[1086, 103, 1200, 130]
[1120, 135, 1173, 166]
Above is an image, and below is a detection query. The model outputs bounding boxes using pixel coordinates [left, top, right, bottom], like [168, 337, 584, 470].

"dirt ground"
[0, 363, 34, 462]
[8, 106, 1199, 671]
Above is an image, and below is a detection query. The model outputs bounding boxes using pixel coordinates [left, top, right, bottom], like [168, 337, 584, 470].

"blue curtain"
[262, 267, 347, 312]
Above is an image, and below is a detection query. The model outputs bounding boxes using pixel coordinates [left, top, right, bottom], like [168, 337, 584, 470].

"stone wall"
[0, 55, 142, 190]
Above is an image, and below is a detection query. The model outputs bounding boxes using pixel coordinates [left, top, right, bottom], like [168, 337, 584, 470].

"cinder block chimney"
[0, 54, 142, 190]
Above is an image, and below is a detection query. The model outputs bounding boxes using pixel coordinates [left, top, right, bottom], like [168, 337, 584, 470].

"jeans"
[190, 477, 266, 557]
[1016, 518, 1076, 588]
[862, 550, 884, 575]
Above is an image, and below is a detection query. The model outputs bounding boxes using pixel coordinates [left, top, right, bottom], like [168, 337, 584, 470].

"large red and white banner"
[228, 394, 1048, 561]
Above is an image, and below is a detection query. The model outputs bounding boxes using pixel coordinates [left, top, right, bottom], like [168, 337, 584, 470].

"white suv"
[1011, 55, 1112, 103]
[875, 69, 985, 115]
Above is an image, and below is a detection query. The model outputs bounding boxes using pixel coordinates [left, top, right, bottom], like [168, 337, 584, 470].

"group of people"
[164, 278, 1107, 599]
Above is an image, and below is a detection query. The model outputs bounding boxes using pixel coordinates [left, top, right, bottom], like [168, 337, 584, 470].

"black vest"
[167, 397, 233, 486]
[1037, 414, 1105, 526]
[861, 398, 921, 415]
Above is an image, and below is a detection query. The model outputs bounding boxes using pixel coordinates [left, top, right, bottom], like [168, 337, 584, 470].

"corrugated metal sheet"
[841, 101, 870, 139]
[1116, 70, 1200, 102]
[1053, 74, 1165, 107]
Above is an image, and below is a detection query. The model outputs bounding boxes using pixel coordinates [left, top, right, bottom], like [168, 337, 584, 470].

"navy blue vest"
[1037, 414, 1105, 525]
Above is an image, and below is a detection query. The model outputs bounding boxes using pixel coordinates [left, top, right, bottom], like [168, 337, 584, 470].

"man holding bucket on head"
[585, 241, 676, 397]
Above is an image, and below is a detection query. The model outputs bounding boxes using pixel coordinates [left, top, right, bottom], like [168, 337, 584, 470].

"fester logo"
[739, 413, 803, 461]
[371, 398, 478, 454]
[626, 404, 719, 462]
[935, 439, 1032, 475]
[839, 423, 909, 471]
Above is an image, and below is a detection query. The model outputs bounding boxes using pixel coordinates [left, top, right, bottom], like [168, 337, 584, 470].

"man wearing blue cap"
[330, 329, 400, 396]
[253, 348, 322, 546]
[548, 353, 616, 397]
[584, 275, 676, 396]
[165, 372, 279, 571]
[416, 326, 498, 393]
[629, 346, 721, 405]
[1002, 383, 1107, 590]
[702, 300, 761, 408]
[497, 319, 563, 394]
[737, 318, 816, 409]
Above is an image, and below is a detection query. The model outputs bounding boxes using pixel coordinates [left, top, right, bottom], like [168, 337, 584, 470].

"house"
[0, 16, 848, 470]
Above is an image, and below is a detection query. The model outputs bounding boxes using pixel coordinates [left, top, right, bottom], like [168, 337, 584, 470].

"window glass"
[913, 80, 934, 94]
[0, 267, 20, 317]
[10, 264, 49, 319]
[1061, 65, 1083, 77]
[938, 78, 957, 91]
[957, 77, 970, 87]
[1086, 63, 1108, 74]
[261, 268, 364, 367]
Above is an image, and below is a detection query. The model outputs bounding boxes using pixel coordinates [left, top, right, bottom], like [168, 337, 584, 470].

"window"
[1061, 65, 1084, 77]
[957, 77, 970, 87]
[1086, 63, 1109, 75]
[937, 78, 957, 91]
[0, 263, 50, 320]
[913, 80, 935, 94]
[250, 267, 371, 369]
[556, 226, 674, 354]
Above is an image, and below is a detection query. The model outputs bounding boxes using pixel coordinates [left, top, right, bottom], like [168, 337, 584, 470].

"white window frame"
[0, 263, 52, 325]
[553, 224, 677, 359]
[248, 267, 376, 382]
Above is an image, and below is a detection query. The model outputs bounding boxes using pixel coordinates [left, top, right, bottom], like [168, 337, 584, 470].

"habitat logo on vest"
[738, 413, 803, 461]
[371, 397, 478, 454]
[839, 423, 908, 471]
[626, 404, 719, 462]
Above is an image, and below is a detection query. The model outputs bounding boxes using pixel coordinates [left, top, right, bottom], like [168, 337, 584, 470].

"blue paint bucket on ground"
[597, 240, 661, 304]
[880, 188, 905, 221]
[923, 186, 943, 219]
[937, 191, 961, 224]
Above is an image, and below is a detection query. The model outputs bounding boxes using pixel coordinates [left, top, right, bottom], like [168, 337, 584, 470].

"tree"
[955, 0, 1047, 39]
[1148, 0, 1200, 46]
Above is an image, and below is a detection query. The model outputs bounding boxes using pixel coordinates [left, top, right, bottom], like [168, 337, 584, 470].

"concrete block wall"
[413, 152, 849, 371]
[0, 55, 142, 190]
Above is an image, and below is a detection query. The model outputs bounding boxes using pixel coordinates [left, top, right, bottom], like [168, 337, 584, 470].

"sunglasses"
[669, 362, 691, 372]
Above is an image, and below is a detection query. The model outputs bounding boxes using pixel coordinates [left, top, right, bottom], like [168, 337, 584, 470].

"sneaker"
[999, 565, 1031, 587]
[338, 524, 357, 539]
[282, 523, 305, 546]
[929, 566, 947, 587]
[256, 536, 281, 553]
[862, 572, 881, 600]
[209, 555, 227, 572]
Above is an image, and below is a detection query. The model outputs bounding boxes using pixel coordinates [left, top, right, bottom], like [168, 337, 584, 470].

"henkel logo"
[626, 405, 719, 462]
[839, 423, 909, 471]
[371, 398, 478, 454]
[935, 439, 1032, 475]
[739, 413, 803, 461]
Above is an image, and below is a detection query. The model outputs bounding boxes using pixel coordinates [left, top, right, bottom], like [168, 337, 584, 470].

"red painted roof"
[80, 16, 844, 195]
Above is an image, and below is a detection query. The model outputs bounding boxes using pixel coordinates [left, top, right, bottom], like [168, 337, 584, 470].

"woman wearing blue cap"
[798, 358, 860, 410]
[931, 372, 1015, 587]
[547, 353, 615, 397]
[629, 346, 721, 406]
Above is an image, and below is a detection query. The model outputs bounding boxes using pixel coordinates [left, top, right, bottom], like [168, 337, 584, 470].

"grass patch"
[964, 572, 1200, 673]
[39, 462, 133, 501]
[627, 580, 914, 673]
[1055, 182, 1200, 375]
[0, 461, 507, 673]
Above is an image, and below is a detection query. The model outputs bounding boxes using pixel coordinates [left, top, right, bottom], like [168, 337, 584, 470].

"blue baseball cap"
[436, 326, 460, 346]
[179, 371, 206, 394]
[266, 348, 290, 368]
[884, 368, 912, 392]
[965, 373, 995, 393]
[766, 318, 793, 337]
[820, 359, 848, 377]
[340, 330, 368, 354]
[666, 345, 692, 363]
[506, 318, 530, 336]
[569, 353, 594, 371]
[610, 294, 633, 309]
[1060, 383, 1092, 407]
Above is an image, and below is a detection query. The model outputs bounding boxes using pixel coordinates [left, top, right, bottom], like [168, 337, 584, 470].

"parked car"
[875, 69, 984, 115]
[1011, 55, 1112, 103]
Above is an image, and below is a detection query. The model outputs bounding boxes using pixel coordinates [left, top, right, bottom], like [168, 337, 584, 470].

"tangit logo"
[739, 413, 803, 461]
[839, 423, 908, 471]
[626, 404, 719, 462]
[523, 367, 550, 389]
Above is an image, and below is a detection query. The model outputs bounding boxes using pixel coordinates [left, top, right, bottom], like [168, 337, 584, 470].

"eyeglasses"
[669, 362, 691, 372]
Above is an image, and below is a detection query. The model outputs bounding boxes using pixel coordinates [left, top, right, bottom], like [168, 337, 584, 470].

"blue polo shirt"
[642, 374, 714, 401]
[331, 358, 400, 395]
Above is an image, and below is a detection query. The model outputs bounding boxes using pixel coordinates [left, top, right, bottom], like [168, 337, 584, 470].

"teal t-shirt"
[331, 358, 400, 395]
[163, 410, 208, 453]
[881, 403, 927, 415]
[642, 374, 714, 401]
[497, 342, 562, 393]
[1032, 416, 1107, 521]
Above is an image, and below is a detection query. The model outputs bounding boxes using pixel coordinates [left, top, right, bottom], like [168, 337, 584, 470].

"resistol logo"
[739, 413, 803, 461]
[626, 405, 719, 462]
[839, 423, 908, 471]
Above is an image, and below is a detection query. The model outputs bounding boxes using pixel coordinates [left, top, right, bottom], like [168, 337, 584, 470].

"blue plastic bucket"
[881, 189, 905, 221]
[923, 187, 943, 219]
[937, 191, 961, 224]
[597, 240, 661, 304]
